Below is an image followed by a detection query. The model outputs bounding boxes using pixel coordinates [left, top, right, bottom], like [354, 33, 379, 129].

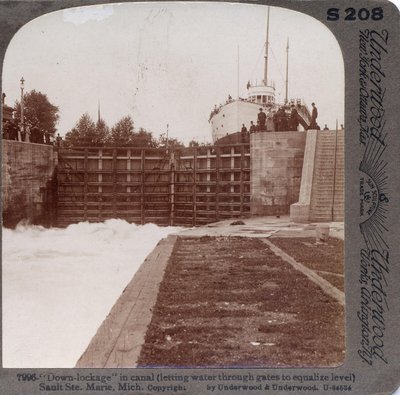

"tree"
[96, 118, 110, 145]
[64, 113, 107, 147]
[108, 117, 157, 147]
[188, 139, 200, 147]
[156, 133, 185, 149]
[108, 116, 135, 146]
[132, 127, 157, 147]
[14, 90, 59, 136]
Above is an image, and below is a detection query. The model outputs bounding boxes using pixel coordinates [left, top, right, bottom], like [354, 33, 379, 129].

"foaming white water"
[2, 219, 181, 368]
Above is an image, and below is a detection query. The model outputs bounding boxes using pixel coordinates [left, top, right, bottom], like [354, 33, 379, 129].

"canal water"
[2, 219, 181, 367]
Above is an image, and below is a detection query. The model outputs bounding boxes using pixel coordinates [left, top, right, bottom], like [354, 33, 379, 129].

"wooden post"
[98, 149, 103, 221]
[98, 149, 103, 193]
[112, 149, 117, 217]
[127, 149, 131, 193]
[240, 144, 244, 215]
[141, 149, 145, 225]
[170, 151, 175, 226]
[216, 146, 220, 221]
[231, 146, 235, 213]
[193, 148, 197, 226]
[206, 148, 211, 213]
[84, 148, 88, 221]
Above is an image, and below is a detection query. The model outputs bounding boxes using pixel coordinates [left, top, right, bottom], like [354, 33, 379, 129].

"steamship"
[209, 7, 311, 143]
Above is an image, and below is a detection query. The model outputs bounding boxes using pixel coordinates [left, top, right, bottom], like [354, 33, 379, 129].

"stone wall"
[250, 132, 306, 215]
[2, 140, 56, 227]
[290, 130, 344, 223]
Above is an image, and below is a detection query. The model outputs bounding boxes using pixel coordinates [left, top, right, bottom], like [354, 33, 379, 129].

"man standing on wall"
[289, 105, 300, 131]
[241, 124, 248, 143]
[258, 108, 266, 131]
[249, 121, 256, 134]
[309, 102, 318, 129]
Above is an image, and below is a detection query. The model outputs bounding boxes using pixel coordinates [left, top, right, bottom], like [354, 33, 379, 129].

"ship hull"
[210, 100, 310, 143]
[210, 101, 263, 142]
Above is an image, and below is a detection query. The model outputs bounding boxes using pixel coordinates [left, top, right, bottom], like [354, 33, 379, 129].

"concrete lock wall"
[2, 140, 57, 227]
[290, 130, 344, 223]
[250, 132, 306, 215]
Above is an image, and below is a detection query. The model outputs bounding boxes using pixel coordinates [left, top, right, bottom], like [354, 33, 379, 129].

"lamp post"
[20, 77, 25, 141]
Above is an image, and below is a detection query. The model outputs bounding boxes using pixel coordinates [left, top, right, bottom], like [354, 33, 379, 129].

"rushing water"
[2, 219, 181, 368]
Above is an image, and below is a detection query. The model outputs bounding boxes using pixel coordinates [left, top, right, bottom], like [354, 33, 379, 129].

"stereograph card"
[0, 0, 399, 394]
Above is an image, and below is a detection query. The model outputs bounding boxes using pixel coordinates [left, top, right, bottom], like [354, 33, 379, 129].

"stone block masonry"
[1, 132, 342, 227]
[290, 130, 344, 223]
[2, 140, 56, 227]
[250, 132, 306, 216]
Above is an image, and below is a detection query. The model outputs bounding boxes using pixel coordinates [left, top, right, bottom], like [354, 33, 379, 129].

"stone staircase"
[309, 131, 344, 222]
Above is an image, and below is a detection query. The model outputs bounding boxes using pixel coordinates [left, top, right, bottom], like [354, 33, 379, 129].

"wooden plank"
[112, 149, 117, 217]
[169, 152, 175, 226]
[98, 149, 103, 221]
[193, 148, 197, 226]
[141, 149, 145, 225]
[240, 144, 244, 214]
[263, 239, 345, 306]
[215, 146, 220, 221]
[230, 147, 235, 213]
[126, 149, 131, 194]
[83, 148, 88, 221]
[57, 143, 251, 226]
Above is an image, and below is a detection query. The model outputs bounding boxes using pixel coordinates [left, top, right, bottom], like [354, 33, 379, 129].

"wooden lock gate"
[56, 144, 251, 227]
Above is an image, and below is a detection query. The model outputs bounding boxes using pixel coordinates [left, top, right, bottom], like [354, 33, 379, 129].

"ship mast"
[263, 7, 270, 86]
[285, 37, 289, 103]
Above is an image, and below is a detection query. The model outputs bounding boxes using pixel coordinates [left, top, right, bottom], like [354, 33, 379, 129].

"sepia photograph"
[1, 2, 346, 371]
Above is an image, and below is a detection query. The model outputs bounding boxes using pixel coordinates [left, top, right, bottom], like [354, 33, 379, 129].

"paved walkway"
[76, 216, 344, 367]
[180, 215, 344, 240]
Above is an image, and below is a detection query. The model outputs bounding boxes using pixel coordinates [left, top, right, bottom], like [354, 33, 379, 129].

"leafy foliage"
[96, 118, 110, 145]
[188, 139, 200, 147]
[64, 114, 191, 149]
[14, 90, 59, 136]
[64, 113, 108, 147]
[157, 133, 185, 149]
[133, 127, 158, 147]
[188, 139, 212, 148]
[107, 117, 159, 147]
[108, 116, 135, 146]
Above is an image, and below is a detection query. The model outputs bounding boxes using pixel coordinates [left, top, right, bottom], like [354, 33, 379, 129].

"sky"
[2, 2, 344, 144]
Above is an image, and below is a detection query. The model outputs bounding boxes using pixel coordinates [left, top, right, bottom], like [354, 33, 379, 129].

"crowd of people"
[240, 102, 323, 139]
[210, 94, 324, 137]
[2, 119, 63, 146]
